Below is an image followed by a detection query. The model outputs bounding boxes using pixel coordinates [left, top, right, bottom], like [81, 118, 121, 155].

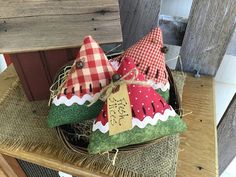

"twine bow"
[88, 68, 150, 106]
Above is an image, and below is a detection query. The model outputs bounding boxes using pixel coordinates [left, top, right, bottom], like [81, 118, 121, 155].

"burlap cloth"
[0, 71, 186, 177]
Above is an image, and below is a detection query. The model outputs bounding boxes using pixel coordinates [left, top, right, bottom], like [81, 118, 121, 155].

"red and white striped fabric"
[113, 27, 168, 85]
[58, 36, 115, 99]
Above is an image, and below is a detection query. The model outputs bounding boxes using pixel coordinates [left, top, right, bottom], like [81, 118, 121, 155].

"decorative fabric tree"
[48, 36, 115, 128]
[88, 57, 187, 154]
[111, 27, 170, 101]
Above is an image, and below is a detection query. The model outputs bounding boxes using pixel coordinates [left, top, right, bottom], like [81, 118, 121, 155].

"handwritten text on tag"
[107, 84, 132, 136]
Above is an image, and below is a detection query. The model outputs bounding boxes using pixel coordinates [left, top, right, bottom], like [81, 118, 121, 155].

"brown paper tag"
[107, 83, 132, 136]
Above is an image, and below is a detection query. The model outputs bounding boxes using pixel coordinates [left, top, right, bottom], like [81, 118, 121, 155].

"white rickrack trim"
[92, 107, 176, 133]
[52, 93, 99, 106]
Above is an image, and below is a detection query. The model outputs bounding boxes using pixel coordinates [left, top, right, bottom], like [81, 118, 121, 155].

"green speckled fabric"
[47, 100, 104, 128]
[88, 115, 187, 154]
[47, 89, 169, 128]
[156, 89, 169, 102]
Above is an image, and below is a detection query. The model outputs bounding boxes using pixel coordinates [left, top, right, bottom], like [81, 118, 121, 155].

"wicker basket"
[53, 59, 181, 154]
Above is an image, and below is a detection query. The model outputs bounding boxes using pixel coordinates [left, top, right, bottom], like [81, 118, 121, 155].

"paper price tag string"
[88, 68, 150, 107]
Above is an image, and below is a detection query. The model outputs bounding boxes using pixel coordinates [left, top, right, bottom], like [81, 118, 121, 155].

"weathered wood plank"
[160, 15, 236, 56]
[226, 30, 236, 56]
[177, 0, 236, 76]
[0, 0, 122, 53]
[176, 75, 218, 177]
[119, 0, 161, 49]
[0, 167, 7, 177]
[0, 0, 118, 18]
[0, 154, 27, 177]
[218, 94, 236, 175]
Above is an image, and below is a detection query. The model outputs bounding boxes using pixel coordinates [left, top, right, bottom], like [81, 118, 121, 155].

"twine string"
[3, 74, 16, 80]
[165, 55, 179, 63]
[174, 108, 193, 118]
[88, 68, 150, 107]
[166, 55, 185, 77]
[101, 149, 119, 166]
[48, 63, 75, 106]
[112, 149, 119, 166]
[105, 44, 122, 55]
[178, 55, 185, 77]
[181, 111, 193, 117]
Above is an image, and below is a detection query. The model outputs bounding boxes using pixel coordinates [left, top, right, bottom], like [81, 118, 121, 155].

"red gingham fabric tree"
[48, 36, 115, 128]
[113, 27, 168, 85]
[58, 36, 115, 99]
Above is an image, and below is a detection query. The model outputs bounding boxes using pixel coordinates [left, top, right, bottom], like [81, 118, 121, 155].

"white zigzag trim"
[52, 93, 100, 106]
[92, 107, 176, 133]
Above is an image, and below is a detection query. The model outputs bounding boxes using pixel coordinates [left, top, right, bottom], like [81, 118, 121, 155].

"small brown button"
[151, 38, 159, 44]
[76, 60, 84, 69]
[112, 74, 121, 82]
[161, 46, 169, 54]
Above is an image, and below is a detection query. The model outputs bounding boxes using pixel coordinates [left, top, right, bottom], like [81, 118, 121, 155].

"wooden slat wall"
[177, 0, 236, 76]
[160, 17, 236, 57]
[119, 0, 161, 49]
[218, 94, 236, 175]
[0, 0, 122, 54]
[159, 16, 236, 57]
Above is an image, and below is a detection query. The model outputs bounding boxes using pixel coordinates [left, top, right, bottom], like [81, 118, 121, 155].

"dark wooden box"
[10, 48, 79, 101]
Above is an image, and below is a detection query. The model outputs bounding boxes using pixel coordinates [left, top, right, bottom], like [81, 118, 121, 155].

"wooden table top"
[0, 65, 218, 177]
[0, 0, 122, 54]
[177, 74, 218, 177]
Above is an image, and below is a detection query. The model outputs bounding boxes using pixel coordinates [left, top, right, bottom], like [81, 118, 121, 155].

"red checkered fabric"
[58, 36, 115, 99]
[114, 27, 168, 84]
